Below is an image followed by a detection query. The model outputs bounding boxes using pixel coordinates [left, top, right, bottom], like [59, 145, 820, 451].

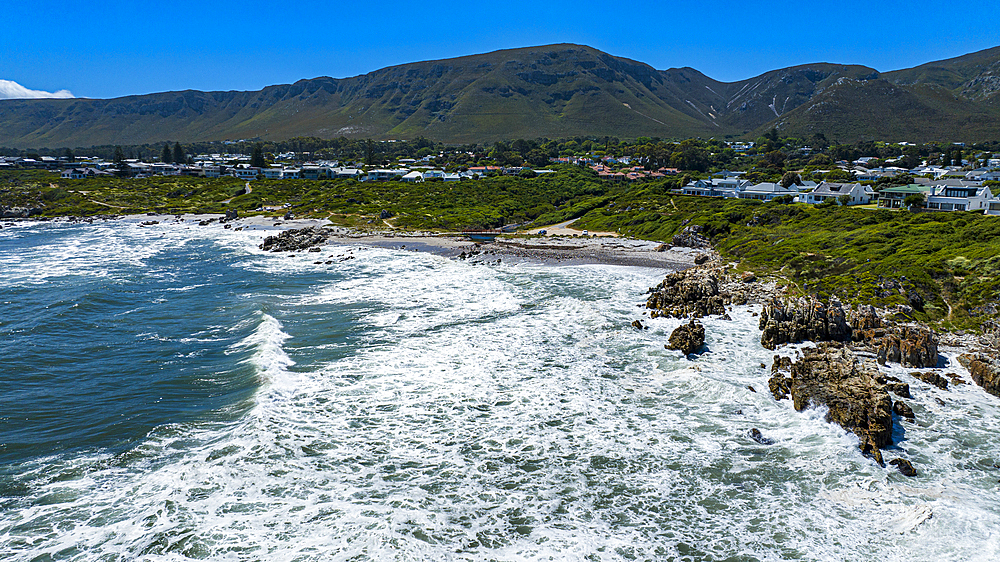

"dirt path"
[525, 218, 617, 237]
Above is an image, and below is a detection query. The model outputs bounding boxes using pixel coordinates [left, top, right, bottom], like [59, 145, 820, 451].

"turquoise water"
[1, 219, 999, 561]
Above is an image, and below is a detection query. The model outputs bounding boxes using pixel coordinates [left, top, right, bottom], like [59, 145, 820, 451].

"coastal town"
[4, 137, 1000, 216]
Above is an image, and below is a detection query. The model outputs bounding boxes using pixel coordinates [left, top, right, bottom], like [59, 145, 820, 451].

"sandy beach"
[108, 212, 708, 270]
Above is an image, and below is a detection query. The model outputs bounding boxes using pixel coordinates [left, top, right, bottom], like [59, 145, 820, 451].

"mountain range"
[2, 43, 1000, 148]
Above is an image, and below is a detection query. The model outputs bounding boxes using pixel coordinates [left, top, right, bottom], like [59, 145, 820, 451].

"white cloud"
[0, 79, 74, 99]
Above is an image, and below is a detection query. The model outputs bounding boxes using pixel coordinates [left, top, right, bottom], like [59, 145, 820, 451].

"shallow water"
[1, 219, 998, 561]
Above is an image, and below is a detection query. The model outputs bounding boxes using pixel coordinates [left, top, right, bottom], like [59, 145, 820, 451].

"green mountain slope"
[1, 43, 999, 148]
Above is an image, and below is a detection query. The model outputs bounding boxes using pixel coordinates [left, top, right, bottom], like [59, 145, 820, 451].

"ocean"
[1, 218, 999, 561]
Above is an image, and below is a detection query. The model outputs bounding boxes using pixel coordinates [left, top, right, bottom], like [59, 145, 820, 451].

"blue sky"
[4, 0, 999, 99]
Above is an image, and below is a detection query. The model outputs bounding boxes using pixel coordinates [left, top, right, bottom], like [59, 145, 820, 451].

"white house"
[925, 184, 995, 212]
[366, 169, 407, 181]
[737, 182, 797, 201]
[230, 166, 260, 180]
[401, 171, 424, 182]
[261, 167, 284, 180]
[804, 182, 870, 205]
[683, 178, 751, 198]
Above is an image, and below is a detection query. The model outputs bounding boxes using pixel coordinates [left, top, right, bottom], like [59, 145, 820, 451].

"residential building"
[804, 182, 870, 205]
[737, 182, 797, 201]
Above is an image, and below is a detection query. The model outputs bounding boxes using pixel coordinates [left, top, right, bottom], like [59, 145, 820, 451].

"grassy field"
[4, 168, 999, 330]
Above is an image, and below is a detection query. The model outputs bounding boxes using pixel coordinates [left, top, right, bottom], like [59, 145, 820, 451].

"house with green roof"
[877, 184, 933, 209]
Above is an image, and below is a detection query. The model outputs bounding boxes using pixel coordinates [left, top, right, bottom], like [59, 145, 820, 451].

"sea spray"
[1, 220, 999, 561]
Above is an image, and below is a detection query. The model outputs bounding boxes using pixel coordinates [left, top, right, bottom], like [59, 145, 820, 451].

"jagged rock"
[672, 225, 710, 248]
[958, 353, 1000, 397]
[943, 372, 967, 385]
[666, 319, 705, 355]
[694, 253, 710, 265]
[769, 355, 793, 400]
[910, 371, 948, 390]
[260, 226, 331, 252]
[749, 428, 774, 445]
[770, 343, 893, 451]
[892, 401, 915, 421]
[646, 269, 728, 318]
[875, 327, 939, 368]
[884, 381, 912, 398]
[631, 320, 646, 330]
[654, 243, 669, 252]
[759, 297, 851, 350]
[889, 458, 918, 477]
[851, 306, 939, 368]
[860, 435, 885, 467]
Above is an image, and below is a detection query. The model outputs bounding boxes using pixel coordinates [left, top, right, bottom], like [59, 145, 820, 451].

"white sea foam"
[2, 223, 1000, 561]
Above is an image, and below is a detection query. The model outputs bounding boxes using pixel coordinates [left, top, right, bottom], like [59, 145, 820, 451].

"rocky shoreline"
[643, 259, 1000, 477]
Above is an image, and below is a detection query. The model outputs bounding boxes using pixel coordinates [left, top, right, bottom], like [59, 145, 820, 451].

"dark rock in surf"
[892, 401, 915, 421]
[666, 319, 705, 355]
[768, 343, 893, 451]
[911, 371, 949, 390]
[749, 428, 774, 445]
[889, 458, 918, 477]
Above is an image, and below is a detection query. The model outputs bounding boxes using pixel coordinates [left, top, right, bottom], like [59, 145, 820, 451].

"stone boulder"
[759, 297, 852, 350]
[889, 458, 918, 477]
[260, 226, 331, 252]
[957, 353, 1000, 397]
[769, 342, 893, 450]
[666, 319, 706, 355]
[646, 269, 728, 318]
[671, 224, 710, 248]
[892, 401, 915, 421]
[910, 371, 949, 390]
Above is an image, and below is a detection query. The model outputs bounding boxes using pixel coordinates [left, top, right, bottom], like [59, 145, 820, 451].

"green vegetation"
[570, 192, 1000, 330]
[4, 166, 999, 331]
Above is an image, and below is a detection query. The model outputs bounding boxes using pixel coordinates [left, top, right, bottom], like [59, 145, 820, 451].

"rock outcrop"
[260, 226, 331, 252]
[889, 458, 918, 477]
[769, 343, 893, 451]
[646, 269, 727, 318]
[1, 206, 44, 218]
[759, 297, 851, 350]
[851, 305, 939, 368]
[671, 224, 710, 248]
[873, 327, 939, 368]
[666, 319, 705, 355]
[957, 353, 1000, 397]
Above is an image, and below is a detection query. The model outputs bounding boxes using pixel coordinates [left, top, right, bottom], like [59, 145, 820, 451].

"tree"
[251, 143, 266, 168]
[903, 193, 925, 209]
[113, 146, 127, 177]
[64, 148, 74, 163]
[162, 144, 172, 163]
[173, 142, 184, 165]
[364, 139, 374, 166]
[838, 194, 852, 206]
[763, 150, 786, 169]
[824, 168, 853, 182]
[780, 171, 801, 188]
